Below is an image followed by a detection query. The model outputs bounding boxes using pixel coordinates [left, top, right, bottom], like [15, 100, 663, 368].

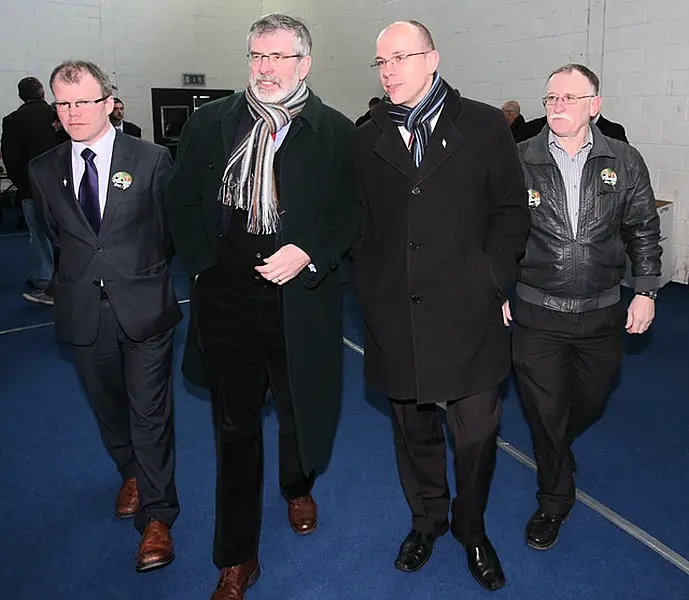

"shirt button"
[411, 294, 421, 304]
[411, 187, 421, 195]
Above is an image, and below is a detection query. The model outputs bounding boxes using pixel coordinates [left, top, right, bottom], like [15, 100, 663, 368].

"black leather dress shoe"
[525, 508, 568, 550]
[394, 530, 436, 572]
[464, 536, 505, 591]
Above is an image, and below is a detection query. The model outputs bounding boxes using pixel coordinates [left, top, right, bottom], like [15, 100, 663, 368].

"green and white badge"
[112, 171, 133, 190]
[600, 168, 617, 186]
[527, 189, 541, 208]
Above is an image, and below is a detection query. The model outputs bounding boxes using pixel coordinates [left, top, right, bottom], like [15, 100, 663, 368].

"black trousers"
[195, 274, 313, 568]
[390, 387, 501, 545]
[512, 297, 624, 515]
[71, 296, 179, 534]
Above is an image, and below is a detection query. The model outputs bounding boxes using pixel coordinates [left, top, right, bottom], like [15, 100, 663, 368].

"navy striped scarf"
[386, 73, 448, 167]
[219, 81, 309, 234]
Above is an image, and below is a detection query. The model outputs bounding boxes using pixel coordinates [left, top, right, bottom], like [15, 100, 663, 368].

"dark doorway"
[150, 88, 234, 159]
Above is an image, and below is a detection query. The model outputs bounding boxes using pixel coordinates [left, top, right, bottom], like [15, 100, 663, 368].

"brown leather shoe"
[211, 558, 260, 600]
[135, 519, 175, 572]
[115, 477, 140, 519]
[287, 494, 318, 535]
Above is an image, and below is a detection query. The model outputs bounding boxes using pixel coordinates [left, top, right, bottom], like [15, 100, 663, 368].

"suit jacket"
[352, 91, 530, 403]
[166, 91, 358, 474]
[122, 121, 142, 138]
[1, 100, 60, 199]
[29, 132, 181, 345]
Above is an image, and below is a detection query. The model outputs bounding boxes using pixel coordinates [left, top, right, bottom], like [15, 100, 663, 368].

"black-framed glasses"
[53, 96, 110, 112]
[247, 52, 303, 65]
[542, 94, 595, 106]
[370, 51, 431, 70]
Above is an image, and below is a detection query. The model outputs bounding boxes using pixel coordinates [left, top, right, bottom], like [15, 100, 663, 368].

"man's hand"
[255, 244, 311, 285]
[625, 295, 655, 334]
[501, 300, 512, 327]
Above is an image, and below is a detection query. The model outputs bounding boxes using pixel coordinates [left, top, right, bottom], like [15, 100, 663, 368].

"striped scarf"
[219, 81, 309, 234]
[386, 73, 448, 167]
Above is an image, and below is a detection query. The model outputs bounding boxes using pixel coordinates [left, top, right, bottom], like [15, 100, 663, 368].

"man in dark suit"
[352, 21, 529, 592]
[110, 97, 143, 137]
[166, 14, 358, 600]
[1, 77, 59, 304]
[28, 60, 181, 573]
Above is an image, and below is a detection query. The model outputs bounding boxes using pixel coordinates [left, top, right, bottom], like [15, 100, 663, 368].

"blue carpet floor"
[1, 231, 688, 599]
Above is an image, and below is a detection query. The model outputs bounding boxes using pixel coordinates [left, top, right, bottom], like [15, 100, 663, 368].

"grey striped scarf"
[219, 81, 309, 234]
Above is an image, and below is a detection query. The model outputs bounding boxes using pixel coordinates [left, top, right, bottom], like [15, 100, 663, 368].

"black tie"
[79, 148, 101, 235]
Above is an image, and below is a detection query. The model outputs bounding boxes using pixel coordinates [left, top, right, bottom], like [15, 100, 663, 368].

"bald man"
[502, 100, 526, 140]
[352, 20, 529, 592]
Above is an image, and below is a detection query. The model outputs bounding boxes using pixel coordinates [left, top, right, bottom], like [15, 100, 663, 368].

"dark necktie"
[79, 148, 101, 235]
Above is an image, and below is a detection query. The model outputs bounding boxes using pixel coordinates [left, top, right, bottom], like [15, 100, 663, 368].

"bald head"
[501, 100, 521, 125]
[377, 20, 435, 51]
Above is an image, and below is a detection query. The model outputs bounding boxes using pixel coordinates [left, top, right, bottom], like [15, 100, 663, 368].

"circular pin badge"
[112, 171, 133, 190]
[527, 189, 541, 208]
[600, 168, 617, 186]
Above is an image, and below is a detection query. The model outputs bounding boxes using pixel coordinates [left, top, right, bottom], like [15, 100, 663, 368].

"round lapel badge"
[600, 168, 617, 186]
[527, 189, 541, 208]
[112, 171, 133, 190]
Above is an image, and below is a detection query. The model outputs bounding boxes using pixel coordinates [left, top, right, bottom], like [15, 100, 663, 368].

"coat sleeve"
[483, 114, 530, 299]
[292, 117, 360, 289]
[165, 111, 215, 277]
[28, 160, 60, 248]
[622, 148, 662, 291]
[152, 147, 175, 262]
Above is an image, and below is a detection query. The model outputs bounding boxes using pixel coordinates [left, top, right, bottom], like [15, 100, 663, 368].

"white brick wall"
[0, 0, 262, 140]
[2, 0, 687, 281]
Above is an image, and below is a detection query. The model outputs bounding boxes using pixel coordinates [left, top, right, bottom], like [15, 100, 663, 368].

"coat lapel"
[220, 94, 248, 159]
[414, 92, 464, 184]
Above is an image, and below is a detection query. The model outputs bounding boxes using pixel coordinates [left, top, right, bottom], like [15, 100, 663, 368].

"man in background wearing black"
[1, 76, 60, 305]
[110, 97, 142, 137]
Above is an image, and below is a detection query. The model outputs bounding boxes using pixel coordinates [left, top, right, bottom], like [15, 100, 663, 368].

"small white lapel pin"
[62, 178, 68, 187]
[441, 139, 447, 148]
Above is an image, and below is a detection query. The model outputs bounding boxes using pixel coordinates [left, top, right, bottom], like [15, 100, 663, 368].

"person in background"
[355, 96, 381, 127]
[1, 76, 60, 305]
[502, 100, 526, 140]
[110, 97, 142, 137]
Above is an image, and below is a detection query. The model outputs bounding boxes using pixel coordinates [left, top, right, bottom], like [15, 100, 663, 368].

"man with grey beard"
[166, 13, 358, 600]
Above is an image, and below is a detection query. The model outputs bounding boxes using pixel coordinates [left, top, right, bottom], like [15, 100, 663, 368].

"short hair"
[49, 60, 114, 97]
[17, 77, 44, 102]
[248, 14, 312, 57]
[113, 97, 124, 106]
[548, 63, 600, 95]
[391, 20, 435, 50]
[502, 100, 521, 114]
[368, 97, 381, 107]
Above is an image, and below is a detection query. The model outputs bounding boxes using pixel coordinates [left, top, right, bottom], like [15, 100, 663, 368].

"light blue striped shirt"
[548, 127, 593, 238]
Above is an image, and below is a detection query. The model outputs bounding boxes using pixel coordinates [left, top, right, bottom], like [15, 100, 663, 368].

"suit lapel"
[220, 95, 248, 159]
[54, 142, 94, 234]
[99, 131, 132, 237]
[372, 110, 418, 180]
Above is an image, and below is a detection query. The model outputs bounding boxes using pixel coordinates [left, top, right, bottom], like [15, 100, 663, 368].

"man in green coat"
[165, 14, 358, 600]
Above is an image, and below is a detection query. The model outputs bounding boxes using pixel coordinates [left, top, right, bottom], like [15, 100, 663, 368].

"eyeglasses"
[53, 96, 110, 112]
[542, 94, 595, 106]
[247, 52, 303, 65]
[370, 51, 431, 70]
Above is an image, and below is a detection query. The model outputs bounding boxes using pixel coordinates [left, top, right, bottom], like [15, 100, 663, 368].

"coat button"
[408, 241, 420, 250]
[411, 294, 421, 304]
[207, 162, 215, 170]
[94, 245, 103, 253]
[255, 252, 262, 259]
[411, 187, 421, 195]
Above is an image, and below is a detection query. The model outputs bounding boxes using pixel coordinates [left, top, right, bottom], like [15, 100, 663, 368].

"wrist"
[636, 289, 658, 301]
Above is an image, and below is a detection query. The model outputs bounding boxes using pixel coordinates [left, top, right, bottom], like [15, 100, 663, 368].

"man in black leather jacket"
[503, 64, 661, 552]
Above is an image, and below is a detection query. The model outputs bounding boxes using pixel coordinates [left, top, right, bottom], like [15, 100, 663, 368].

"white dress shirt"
[71, 125, 117, 217]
